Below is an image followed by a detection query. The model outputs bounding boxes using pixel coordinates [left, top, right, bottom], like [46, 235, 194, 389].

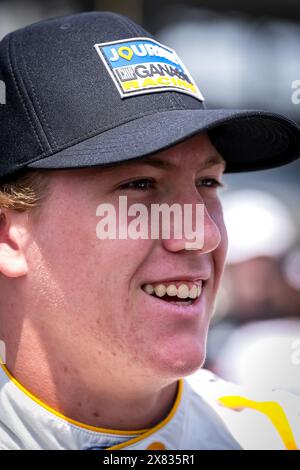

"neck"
[3, 355, 180, 432]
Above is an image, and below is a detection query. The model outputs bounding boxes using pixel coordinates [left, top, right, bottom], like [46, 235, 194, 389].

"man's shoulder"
[185, 369, 300, 450]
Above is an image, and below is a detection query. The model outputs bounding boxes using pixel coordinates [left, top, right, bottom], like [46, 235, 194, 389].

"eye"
[119, 178, 155, 191]
[197, 178, 224, 189]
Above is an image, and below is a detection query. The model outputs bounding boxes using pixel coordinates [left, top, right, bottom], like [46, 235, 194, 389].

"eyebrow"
[98, 152, 226, 176]
[132, 154, 227, 171]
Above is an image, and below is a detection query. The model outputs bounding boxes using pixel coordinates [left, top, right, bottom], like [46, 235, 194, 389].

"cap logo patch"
[94, 37, 204, 101]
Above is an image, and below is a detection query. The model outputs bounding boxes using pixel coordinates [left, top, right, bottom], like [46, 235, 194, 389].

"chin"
[151, 337, 207, 379]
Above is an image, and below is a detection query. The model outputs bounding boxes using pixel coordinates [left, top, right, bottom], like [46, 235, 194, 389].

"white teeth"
[166, 284, 177, 296]
[177, 284, 190, 299]
[143, 281, 203, 300]
[189, 285, 198, 299]
[154, 284, 166, 297]
[144, 284, 154, 295]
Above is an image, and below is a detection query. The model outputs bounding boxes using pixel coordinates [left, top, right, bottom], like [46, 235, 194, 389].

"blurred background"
[1, 0, 299, 393]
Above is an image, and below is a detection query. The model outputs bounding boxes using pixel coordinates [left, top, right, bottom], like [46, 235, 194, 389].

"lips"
[141, 278, 206, 320]
[143, 274, 210, 284]
[142, 281, 202, 302]
[140, 279, 207, 318]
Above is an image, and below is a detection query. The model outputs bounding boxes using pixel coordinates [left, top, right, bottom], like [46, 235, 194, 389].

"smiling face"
[15, 132, 228, 384]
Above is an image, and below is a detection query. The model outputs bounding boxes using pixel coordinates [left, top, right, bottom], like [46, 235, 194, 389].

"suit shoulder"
[186, 369, 300, 450]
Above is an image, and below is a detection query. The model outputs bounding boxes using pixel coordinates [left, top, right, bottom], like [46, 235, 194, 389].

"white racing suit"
[0, 364, 299, 450]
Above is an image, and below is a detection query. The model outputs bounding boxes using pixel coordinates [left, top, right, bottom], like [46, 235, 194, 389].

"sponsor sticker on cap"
[94, 37, 204, 101]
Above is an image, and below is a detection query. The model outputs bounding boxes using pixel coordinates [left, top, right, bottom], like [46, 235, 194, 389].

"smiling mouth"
[141, 281, 203, 306]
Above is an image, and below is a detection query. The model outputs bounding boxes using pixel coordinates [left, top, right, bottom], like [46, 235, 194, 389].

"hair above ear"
[0, 171, 50, 212]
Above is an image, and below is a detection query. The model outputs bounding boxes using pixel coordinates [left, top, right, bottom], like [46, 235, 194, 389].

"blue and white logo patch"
[94, 37, 204, 101]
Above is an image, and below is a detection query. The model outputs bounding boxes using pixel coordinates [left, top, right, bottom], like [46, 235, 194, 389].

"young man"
[0, 11, 299, 450]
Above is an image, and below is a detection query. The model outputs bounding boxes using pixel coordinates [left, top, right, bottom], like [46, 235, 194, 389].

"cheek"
[208, 199, 228, 280]
[217, 215, 228, 262]
[76, 238, 149, 317]
[31, 210, 144, 313]
[80, 240, 152, 358]
[212, 198, 228, 251]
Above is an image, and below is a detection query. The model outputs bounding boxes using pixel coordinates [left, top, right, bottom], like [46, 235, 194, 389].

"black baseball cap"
[0, 10, 299, 181]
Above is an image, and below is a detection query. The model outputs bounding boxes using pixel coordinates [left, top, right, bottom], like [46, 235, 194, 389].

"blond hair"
[0, 171, 49, 212]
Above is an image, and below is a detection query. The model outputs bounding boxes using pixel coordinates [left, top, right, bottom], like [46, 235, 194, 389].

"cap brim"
[27, 108, 300, 173]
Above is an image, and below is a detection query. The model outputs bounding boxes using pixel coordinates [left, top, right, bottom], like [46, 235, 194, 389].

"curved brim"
[28, 108, 300, 173]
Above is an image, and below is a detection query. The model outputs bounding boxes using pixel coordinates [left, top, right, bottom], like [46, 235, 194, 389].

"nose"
[161, 189, 222, 254]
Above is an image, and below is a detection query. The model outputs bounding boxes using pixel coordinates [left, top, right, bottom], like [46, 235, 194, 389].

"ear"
[0, 210, 28, 278]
